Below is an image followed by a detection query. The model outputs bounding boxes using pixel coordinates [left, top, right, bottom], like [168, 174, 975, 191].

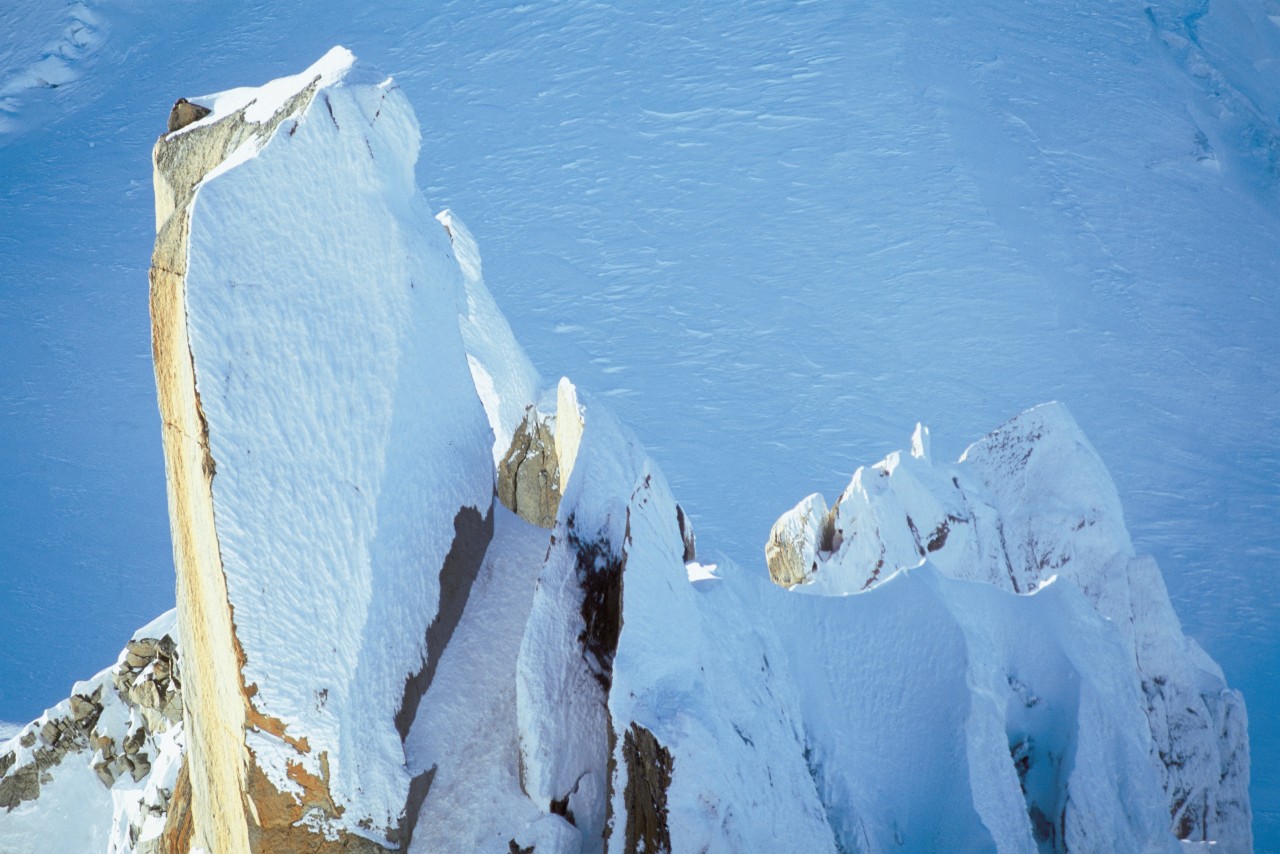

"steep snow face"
[767, 403, 1251, 849]
[510, 388, 1217, 853]
[152, 49, 495, 848]
[772, 567, 1176, 854]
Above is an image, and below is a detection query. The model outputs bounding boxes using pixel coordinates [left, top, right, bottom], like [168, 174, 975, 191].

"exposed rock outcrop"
[498, 408, 561, 528]
[764, 492, 831, 587]
[165, 98, 211, 133]
[495, 378, 588, 530]
[0, 615, 186, 853]
[620, 724, 673, 854]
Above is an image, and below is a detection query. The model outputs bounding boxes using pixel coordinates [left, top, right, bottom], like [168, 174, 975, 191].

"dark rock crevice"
[621, 724, 674, 854]
[571, 528, 624, 692]
[395, 503, 495, 740]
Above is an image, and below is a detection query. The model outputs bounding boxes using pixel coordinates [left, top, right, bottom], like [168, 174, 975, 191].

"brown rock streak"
[150, 79, 322, 854]
[622, 724, 674, 854]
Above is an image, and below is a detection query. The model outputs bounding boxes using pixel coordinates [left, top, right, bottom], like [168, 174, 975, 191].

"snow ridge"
[0, 49, 1253, 854]
[766, 402, 1251, 849]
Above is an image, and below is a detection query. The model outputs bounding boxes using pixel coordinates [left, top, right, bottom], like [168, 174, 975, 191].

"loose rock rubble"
[0, 619, 185, 851]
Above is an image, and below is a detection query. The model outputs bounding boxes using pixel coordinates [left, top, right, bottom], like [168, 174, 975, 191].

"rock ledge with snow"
[0, 50, 1252, 854]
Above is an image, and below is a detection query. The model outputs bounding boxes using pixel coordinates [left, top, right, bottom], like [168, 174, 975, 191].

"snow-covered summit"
[766, 401, 1250, 849]
[0, 50, 1253, 853]
[149, 47, 496, 851]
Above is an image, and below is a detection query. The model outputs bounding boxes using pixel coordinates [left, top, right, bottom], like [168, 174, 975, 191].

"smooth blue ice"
[1, 0, 1275, 844]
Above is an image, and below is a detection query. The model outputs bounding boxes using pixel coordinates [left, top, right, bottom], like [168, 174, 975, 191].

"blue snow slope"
[2, 0, 1276, 844]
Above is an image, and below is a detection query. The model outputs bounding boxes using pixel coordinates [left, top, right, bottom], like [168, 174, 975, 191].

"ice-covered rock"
[149, 47, 495, 851]
[0, 49, 1250, 854]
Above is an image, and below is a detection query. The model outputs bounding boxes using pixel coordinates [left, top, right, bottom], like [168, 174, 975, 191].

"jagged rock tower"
[149, 48, 495, 851]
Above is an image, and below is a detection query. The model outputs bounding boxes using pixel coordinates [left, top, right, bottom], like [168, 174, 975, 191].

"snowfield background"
[1, 0, 1276, 845]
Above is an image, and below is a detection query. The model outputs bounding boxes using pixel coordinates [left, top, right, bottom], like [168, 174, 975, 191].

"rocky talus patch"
[0, 627, 184, 833]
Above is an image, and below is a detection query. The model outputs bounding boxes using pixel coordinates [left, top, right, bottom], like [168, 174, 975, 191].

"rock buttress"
[150, 47, 499, 851]
[151, 74, 322, 854]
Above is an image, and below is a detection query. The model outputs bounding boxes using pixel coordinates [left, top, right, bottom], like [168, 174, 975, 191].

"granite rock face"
[764, 492, 831, 588]
[498, 408, 561, 529]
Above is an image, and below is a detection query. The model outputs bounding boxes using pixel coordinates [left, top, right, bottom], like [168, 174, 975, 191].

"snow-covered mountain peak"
[766, 400, 1133, 600]
[174, 45, 359, 135]
[0, 49, 1253, 853]
[148, 48, 497, 851]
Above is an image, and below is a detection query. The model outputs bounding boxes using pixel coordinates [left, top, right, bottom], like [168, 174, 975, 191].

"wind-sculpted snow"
[766, 403, 1251, 849]
[0, 1, 105, 138]
[152, 49, 496, 850]
[0, 47, 1254, 854]
[3, 2, 1278, 844]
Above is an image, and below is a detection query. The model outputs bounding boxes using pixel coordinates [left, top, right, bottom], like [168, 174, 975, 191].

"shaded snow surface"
[1, 0, 1277, 845]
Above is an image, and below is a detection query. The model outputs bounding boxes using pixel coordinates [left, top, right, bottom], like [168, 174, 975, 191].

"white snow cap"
[173, 45, 359, 135]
